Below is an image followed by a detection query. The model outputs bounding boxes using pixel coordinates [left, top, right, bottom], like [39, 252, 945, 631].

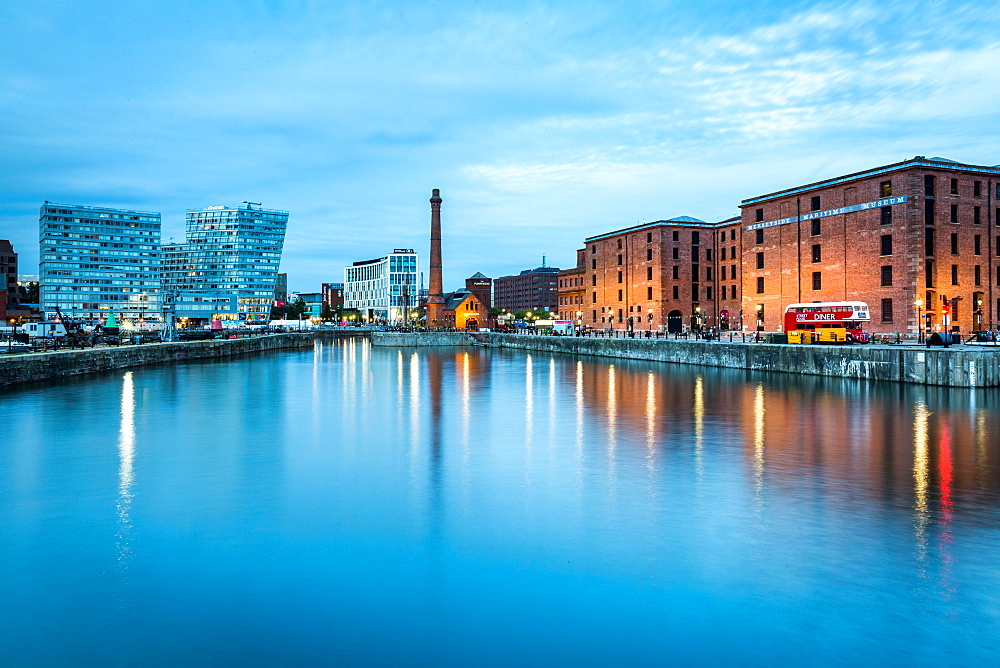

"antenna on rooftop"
[542, 254, 547, 268]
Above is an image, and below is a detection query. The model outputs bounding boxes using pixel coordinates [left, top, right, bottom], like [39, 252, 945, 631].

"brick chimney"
[426, 189, 445, 326]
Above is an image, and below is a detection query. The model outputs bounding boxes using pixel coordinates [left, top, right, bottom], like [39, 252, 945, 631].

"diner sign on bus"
[746, 195, 908, 231]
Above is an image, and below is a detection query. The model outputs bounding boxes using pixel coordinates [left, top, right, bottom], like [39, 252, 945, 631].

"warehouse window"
[591, 259, 596, 269]
[952, 264, 959, 285]
[618, 289, 623, 300]
[646, 248, 653, 261]
[812, 244, 821, 263]
[974, 206, 981, 225]
[950, 178, 958, 195]
[756, 252, 764, 269]
[755, 208, 764, 222]
[881, 207, 892, 225]
[756, 277, 764, 294]
[925, 175, 935, 196]
[974, 180, 982, 197]
[672, 285, 679, 299]
[880, 181, 892, 197]
[881, 235, 892, 256]
[756, 229, 764, 244]
[672, 231, 679, 242]
[881, 265, 893, 287]
[647, 266, 653, 280]
[672, 265, 679, 279]
[647, 287, 653, 300]
[975, 235, 982, 255]
[706, 286, 713, 300]
[672, 247, 679, 260]
[647, 232, 653, 243]
[881, 298, 893, 323]
[975, 265, 982, 286]
[811, 219, 821, 236]
[951, 233, 959, 254]
[618, 271, 623, 284]
[951, 204, 959, 224]
[812, 272, 822, 290]
[811, 196, 821, 211]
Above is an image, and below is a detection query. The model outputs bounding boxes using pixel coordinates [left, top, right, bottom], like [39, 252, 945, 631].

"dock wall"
[372, 332, 1000, 388]
[0, 332, 360, 388]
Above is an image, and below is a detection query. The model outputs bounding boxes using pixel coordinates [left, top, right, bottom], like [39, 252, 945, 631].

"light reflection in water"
[606, 365, 617, 472]
[645, 371, 656, 472]
[115, 371, 136, 596]
[913, 400, 930, 573]
[408, 351, 421, 482]
[753, 383, 765, 504]
[693, 375, 704, 483]
[524, 354, 534, 449]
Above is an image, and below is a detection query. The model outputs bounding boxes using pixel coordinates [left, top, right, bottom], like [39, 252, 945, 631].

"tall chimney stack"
[426, 189, 445, 327]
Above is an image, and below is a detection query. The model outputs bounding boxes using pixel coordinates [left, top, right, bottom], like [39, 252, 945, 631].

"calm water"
[1, 339, 998, 665]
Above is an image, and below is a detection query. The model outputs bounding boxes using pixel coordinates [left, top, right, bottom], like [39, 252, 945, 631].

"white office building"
[344, 249, 419, 323]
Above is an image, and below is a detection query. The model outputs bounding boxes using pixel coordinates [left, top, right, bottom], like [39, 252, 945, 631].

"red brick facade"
[581, 216, 743, 332]
[741, 157, 1000, 334]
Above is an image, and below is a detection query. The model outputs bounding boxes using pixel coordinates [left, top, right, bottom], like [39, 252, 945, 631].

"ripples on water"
[1, 339, 998, 665]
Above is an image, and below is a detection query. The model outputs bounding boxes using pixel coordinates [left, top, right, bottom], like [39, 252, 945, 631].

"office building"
[39, 203, 162, 322]
[161, 203, 288, 323]
[344, 249, 419, 323]
[321, 282, 344, 309]
[275, 273, 288, 304]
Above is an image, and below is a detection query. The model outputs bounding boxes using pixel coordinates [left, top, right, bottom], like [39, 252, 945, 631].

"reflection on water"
[2, 339, 999, 665]
[115, 371, 135, 595]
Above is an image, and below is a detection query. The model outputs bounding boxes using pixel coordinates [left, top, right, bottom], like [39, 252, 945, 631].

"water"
[1, 339, 998, 665]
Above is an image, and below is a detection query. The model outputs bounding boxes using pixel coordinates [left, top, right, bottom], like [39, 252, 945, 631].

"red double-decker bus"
[783, 301, 871, 343]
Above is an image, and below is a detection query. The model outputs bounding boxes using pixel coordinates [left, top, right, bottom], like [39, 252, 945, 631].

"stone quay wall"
[372, 331, 1000, 388]
[0, 331, 364, 388]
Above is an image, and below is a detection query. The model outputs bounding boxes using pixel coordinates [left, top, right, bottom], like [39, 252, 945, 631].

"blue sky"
[3, 0, 1000, 291]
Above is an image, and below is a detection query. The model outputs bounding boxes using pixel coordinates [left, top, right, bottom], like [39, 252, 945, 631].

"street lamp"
[915, 299, 923, 343]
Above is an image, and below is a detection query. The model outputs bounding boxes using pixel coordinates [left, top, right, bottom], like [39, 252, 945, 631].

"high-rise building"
[39, 203, 162, 322]
[161, 203, 288, 322]
[275, 273, 289, 304]
[344, 249, 419, 323]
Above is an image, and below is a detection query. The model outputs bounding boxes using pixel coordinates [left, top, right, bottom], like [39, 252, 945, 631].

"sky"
[3, 0, 1000, 292]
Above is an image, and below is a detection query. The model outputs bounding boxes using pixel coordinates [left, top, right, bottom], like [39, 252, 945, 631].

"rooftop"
[742, 156, 1000, 206]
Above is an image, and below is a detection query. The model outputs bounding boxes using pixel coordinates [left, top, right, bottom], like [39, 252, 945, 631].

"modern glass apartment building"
[162, 203, 288, 322]
[39, 203, 162, 322]
[344, 249, 419, 323]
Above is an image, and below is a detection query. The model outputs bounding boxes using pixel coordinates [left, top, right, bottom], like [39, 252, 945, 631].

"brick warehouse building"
[494, 263, 560, 313]
[581, 215, 743, 333]
[741, 156, 1000, 335]
[556, 249, 587, 323]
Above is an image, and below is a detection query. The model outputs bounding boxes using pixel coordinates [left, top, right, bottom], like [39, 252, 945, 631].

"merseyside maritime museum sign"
[746, 196, 908, 231]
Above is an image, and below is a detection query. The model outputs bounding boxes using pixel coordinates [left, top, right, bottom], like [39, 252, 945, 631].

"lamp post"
[915, 299, 923, 343]
[576, 310, 582, 335]
[647, 308, 653, 332]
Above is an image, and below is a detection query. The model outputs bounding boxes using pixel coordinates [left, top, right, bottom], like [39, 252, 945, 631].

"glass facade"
[344, 249, 418, 323]
[161, 204, 289, 322]
[38, 203, 162, 322]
